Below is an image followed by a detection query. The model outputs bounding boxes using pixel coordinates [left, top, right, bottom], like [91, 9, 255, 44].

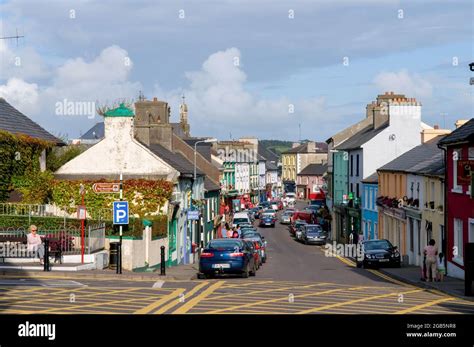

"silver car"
[280, 211, 294, 224]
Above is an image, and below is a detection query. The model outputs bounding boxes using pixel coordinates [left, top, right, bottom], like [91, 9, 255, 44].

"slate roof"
[171, 123, 187, 138]
[80, 122, 104, 140]
[362, 172, 378, 184]
[335, 124, 388, 151]
[406, 152, 444, 177]
[138, 140, 204, 177]
[378, 136, 446, 173]
[0, 97, 63, 144]
[204, 179, 221, 192]
[283, 142, 328, 154]
[438, 118, 474, 146]
[258, 146, 279, 163]
[298, 163, 327, 176]
[265, 160, 278, 171]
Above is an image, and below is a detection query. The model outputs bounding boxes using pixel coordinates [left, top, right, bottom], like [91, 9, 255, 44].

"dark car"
[289, 219, 308, 236]
[249, 207, 260, 219]
[259, 213, 276, 227]
[300, 224, 327, 245]
[356, 239, 401, 269]
[198, 238, 257, 278]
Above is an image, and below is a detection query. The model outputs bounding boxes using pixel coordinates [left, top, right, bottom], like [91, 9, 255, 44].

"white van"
[232, 212, 251, 227]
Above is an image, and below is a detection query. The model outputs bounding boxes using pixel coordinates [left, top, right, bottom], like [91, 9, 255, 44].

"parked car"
[285, 192, 296, 204]
[304, 205, 320, 214]
[249, 207, 260, 219]
[309, 199, 326, 208]
[242, 235, 267, 264]
[300, 224, 327, 245]
[289, 219, 308, 236]
[259, 201, 270, 210]
[356, 239, 401, 269]
[232, 211, 252, 228]
[263, 209, 277, 218]
[198, 238, 257, 278]
[280, 210, 294, 224]
[259, 213, 276, 228]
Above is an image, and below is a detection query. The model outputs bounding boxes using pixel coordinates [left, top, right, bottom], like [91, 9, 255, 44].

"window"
[350, 183, 353, 194]
[453, 149, 462, 192]
[374, 223, 378, 239]
[454, 218, 463, 264]
[356, 183, 360, 198]
[364, 188, 368, 209]
[356, 154, 360, 177]
[409, 218, 414, 252]
[430, 181, 435, 204]
[350, 155, 354, 177]
[369, 187, 373, 210]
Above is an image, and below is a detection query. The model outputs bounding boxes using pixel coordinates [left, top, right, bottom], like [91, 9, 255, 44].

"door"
[168, 219, 178, 266]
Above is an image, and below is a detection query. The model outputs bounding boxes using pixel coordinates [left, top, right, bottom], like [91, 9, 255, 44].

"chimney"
[421, 127, 452, 143]
[372, 104, 389, 129]
[307, 141, 316, 152]
[292, 142, 300, 149]
[434, 124, 439, 129]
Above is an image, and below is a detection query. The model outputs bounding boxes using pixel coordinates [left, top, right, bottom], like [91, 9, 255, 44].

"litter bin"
[109, 242, 120, 270]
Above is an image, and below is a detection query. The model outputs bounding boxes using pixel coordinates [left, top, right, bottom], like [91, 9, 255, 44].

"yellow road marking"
[209, 282, 330, 301]
[222, 281, 275, 289]
[173, 281, 225, 314]
[154, 281, 210, 314]
[204, 286, 368, 314]
[33, 287, 152, 313]
[135, 288, 185, 314]
[296, 288, 422, 314]
[395, 297, 456, 314]
[336, 255, 356, 267]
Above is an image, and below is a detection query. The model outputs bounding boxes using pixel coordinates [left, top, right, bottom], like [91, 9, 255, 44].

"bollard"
[160, 245, 166, 276]
[43, 238, 50, 272]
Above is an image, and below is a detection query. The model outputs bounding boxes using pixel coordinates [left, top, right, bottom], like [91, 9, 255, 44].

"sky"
[0, 0, 472, 141]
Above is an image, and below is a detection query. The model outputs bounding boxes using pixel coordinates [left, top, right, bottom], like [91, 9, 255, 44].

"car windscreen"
[305, 226, 322, 234]
[233, 218, 248, 224]
[208, 240, 242, 250]
[364, 240, 391, 251]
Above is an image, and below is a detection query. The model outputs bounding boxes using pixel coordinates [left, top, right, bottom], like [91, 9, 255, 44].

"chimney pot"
[434, 124, 439, 129]
[153, 97, 158, 102]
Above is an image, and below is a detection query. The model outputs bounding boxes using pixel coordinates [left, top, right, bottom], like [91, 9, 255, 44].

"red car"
[291, 210, 315, 224]
[289, 219, 308, 236]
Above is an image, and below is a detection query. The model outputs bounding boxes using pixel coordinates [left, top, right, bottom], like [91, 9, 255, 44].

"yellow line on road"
[134, 288, 185, 314]
[154, 281, 210, 314]
[222, 281, 275, 289]
[395, 297, 456, 314]
[209, 282, 330, 301]
[296, 288, 422, 314]
[336, 256, 356, 267]
[204, 286, 368, 314]
[173, 281, 225, 314]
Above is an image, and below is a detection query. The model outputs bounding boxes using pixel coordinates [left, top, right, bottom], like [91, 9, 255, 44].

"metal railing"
[0, 223, 105, 256]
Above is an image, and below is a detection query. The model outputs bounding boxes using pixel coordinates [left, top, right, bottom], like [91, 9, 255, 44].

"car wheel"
[250, 265, 256, 276]
[241, 266, 249, 278]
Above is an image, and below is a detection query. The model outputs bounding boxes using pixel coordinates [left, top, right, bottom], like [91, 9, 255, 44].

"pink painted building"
[296, 163, 327, 199]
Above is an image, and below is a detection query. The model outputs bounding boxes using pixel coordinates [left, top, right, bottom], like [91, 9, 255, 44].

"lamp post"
[192, 138, 218, 259]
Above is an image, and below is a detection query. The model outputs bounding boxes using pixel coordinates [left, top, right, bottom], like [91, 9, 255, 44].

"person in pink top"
[423, 239, 438, 282]
[27, 225, 45, 265]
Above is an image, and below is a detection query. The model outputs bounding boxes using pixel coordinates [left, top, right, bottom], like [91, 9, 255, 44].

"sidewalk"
[379, 265, 474, 301]
[0, 263, 199, 281]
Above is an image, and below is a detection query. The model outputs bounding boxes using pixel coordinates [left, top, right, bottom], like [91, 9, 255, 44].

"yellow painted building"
[377, 171, 407, 257]
[282, 152, 297, 182]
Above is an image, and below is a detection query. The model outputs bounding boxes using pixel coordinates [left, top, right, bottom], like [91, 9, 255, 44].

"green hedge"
[0, 214, 167, 238]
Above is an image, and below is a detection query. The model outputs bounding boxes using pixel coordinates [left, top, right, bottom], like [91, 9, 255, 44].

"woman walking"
[423, 239, 438, 282]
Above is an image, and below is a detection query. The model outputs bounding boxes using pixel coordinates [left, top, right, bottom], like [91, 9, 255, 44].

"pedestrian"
[236, 225, 242, 238]
[232, 229, 239, 238]
[27, 225, 45, 265]
[227, 226, 234, 238]
[436, 253, 445, 282]
[423, 239, 438, 282]
[221, 223, 228, 238]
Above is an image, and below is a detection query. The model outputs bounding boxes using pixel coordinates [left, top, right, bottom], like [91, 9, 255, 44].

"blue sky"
[0, 0, 472, 141]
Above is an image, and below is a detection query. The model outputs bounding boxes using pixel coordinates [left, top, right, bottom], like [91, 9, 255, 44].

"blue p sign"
[113, 201, 129, 225]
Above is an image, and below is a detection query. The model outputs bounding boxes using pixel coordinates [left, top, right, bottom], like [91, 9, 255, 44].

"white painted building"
[235, 162, 250, 194]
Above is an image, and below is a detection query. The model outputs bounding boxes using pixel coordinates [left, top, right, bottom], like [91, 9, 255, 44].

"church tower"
[179, 95, 191, 137]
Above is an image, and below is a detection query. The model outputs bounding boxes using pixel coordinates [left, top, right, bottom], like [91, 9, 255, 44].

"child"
[437, 253, 445, 282]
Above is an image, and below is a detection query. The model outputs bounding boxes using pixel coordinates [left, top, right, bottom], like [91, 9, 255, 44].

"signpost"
[187, 210, 200, 221]
[79, 184, 85, 264]
[92, 182, 120, 193]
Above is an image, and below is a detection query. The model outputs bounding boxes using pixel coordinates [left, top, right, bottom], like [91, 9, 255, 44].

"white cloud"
[163, 48, 326, 139]
[373, 70, 433, 99]
[0, 78, 39, 114]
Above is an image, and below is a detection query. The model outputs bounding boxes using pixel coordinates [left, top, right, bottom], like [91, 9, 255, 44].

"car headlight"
[365, 254, 372, 259]
[391, 252, 400, 258]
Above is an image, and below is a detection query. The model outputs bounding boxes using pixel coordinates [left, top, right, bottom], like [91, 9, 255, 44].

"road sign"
[93, 183, 120, 193]
[113, 201, 129, 225]
[187, 210, 200, 221]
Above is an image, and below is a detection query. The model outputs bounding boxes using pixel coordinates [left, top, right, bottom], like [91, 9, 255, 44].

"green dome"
[104, 103, 135, 117]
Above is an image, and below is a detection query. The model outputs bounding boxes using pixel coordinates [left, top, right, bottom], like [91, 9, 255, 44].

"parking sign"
[113, 201, 129, 225]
